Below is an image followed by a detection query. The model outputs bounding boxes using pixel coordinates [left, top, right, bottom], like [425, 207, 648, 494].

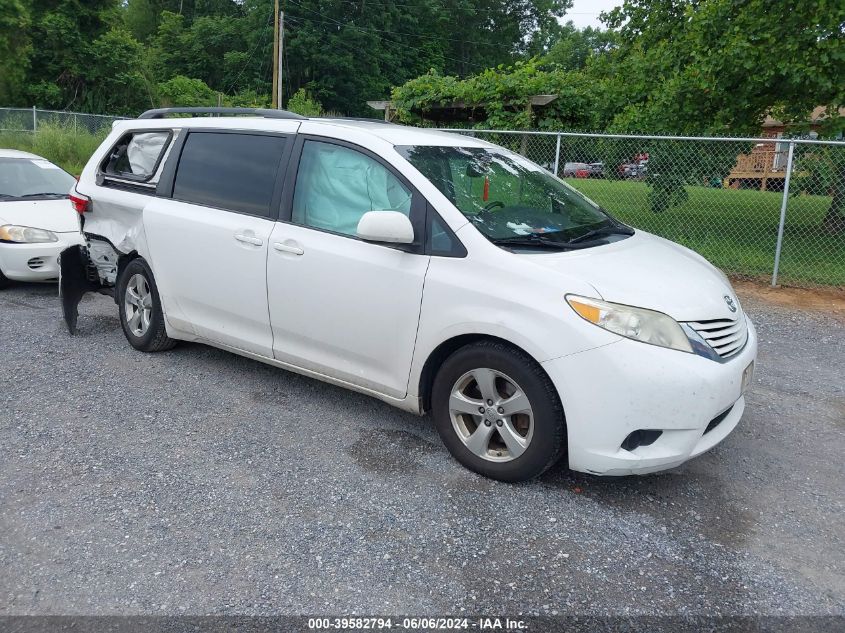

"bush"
[286, 88, 323, 117]
[157, 75, 217, 107]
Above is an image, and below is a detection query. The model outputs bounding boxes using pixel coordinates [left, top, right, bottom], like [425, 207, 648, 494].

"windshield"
[0, 157, 76, 200]
[396, 145, 620, 244]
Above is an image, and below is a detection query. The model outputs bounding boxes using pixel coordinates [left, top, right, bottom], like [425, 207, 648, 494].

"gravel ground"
[0, 282, 843, 617]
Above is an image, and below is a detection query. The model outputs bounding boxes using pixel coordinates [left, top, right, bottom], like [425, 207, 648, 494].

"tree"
[20, 0, 121, 109]
[594, 0, 845, 223]
[537, 23, 615, 71]
[84, 28, 154, 114]
[0, 0, 31, 104]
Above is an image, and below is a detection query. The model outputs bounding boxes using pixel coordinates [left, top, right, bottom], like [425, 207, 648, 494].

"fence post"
[771, 141, 795, 287]
[553, 133, 561, 177]
[32, 106, 37, 133]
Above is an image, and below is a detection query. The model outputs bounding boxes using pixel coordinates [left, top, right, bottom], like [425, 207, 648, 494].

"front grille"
[686, 314, 749, 359]
[27, 257, 47, 270]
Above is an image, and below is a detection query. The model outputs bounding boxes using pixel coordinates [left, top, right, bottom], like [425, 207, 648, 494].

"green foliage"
[597, 0, 844, 136]
[540, 24, 615, 71]
[592, 0, 845, 214]
[0, 122, 109, 175]
[157, 75, 217, 107]
[285, 88, 323, 117]
[794, 147, 839, 197]
[4, 0, 576, 116]
[391, 61, 597, 130]
[0, 0, 31, 104]
[84, 28, 153, 114]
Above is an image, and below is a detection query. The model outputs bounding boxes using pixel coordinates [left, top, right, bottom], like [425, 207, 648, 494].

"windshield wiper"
[490, 234, 594, 250]
[565, 223, 634, 245]
[16, 192, 68, 199]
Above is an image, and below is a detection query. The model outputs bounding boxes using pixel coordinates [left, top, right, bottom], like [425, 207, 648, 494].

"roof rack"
[320, 116, 395, 124]
[137, 107, 306, 120]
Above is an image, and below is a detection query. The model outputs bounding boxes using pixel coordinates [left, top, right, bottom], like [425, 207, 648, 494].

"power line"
[225, 18, 273, 95]
[332, 0, 599, 17]
[284, 13, 489, 72]
[286, 0, 511, 48]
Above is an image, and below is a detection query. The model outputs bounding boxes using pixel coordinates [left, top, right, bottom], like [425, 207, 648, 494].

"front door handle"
[234, 233, 263, 246]
[273, 242, 304, 256]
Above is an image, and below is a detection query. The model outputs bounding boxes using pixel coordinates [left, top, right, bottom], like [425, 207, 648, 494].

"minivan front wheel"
[117, 258, 176, 352]
[431, 341, 566, 482]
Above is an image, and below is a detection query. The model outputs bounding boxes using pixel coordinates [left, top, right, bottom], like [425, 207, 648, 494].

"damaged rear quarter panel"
[62, 123, 179, 332]
[76, 124, 182, 260]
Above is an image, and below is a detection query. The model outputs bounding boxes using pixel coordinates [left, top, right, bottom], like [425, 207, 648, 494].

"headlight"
[566, 295, 692, 353]
[0, 225, 59, 244]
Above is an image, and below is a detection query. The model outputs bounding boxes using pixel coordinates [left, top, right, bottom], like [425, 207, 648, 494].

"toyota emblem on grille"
[724, 295, 737, 313]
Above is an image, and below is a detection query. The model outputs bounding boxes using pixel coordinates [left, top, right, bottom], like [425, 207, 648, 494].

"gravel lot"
[1, 282, 843, 617]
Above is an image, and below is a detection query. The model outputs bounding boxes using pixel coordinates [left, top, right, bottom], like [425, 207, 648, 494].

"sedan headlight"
[0, 225, 59, 244]
[566, 295, 692, 353]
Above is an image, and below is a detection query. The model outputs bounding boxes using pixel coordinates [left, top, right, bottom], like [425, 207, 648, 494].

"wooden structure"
[726, 107, 844, 191]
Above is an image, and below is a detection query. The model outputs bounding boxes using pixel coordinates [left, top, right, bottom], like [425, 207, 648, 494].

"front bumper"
[542, 317, 758, 475]
[0, 232, 85, 282]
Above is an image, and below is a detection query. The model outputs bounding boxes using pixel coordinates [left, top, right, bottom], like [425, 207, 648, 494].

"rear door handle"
[273, 242, 304, 256]
[234, 233, 263, 246]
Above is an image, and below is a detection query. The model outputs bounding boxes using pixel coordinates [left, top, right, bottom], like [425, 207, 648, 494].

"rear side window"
[173, 132, 286, 217]
[101, 131, 171, 182]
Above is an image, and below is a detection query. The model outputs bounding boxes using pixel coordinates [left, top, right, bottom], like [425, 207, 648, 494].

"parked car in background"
[588, 162, 605, 178]
[618, 161, 648, 179]
[0, 150, 84, 288]
[61, 107, 756, 482]
[562, 162, 590, 178]
[618, 153, 650, 179]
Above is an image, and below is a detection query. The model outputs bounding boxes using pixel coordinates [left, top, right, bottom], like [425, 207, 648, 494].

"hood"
[522, 230, 739, 322]
[0, 199, 80, 234]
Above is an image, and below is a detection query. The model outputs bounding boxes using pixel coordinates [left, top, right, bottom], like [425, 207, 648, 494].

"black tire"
[0, 268, 10, 289]
[431, 340, 566, 482]
[117, 258, 177, 352]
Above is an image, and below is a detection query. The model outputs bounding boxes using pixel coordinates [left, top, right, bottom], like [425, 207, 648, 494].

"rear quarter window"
[172, 132, 287, 217]
[100, 130, 172, 183]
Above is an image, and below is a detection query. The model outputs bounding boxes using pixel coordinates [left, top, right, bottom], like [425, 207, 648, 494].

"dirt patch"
[732, 278, 845, 321]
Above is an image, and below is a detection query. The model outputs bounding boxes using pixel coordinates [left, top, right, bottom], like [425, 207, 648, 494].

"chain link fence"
[0, 107, 129, 175]
[1, 109, 843, 287]
[444, 129, 845, 288]
[0, 107, 127, 134]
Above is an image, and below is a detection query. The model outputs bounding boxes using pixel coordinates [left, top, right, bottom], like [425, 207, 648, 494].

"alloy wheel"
[124, 273, 152, 337]
[448, 368, 534, 462]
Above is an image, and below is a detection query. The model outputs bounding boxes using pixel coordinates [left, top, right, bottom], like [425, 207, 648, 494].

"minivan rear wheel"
[117, 258, 176, 352]
[431, 340, 566, 482]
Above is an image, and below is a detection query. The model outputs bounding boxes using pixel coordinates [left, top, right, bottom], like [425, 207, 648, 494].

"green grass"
[0, 122, 108, 175]
[565, 178, 845, 287]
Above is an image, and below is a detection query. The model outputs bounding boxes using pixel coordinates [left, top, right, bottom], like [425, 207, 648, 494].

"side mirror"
[356, 211, 415, 245]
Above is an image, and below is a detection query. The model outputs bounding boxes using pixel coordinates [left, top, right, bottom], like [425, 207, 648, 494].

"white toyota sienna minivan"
[61, 107, 757, 482]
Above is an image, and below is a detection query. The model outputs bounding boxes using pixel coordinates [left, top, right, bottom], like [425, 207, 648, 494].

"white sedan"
[0, 149, 84, 288]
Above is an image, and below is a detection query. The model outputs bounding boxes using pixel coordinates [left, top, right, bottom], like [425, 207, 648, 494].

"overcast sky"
[565, 0, 621, 29]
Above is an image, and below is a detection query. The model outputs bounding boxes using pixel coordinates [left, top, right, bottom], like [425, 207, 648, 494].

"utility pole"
[277, 6, 285, 108]
[272, 0, 279, 108]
